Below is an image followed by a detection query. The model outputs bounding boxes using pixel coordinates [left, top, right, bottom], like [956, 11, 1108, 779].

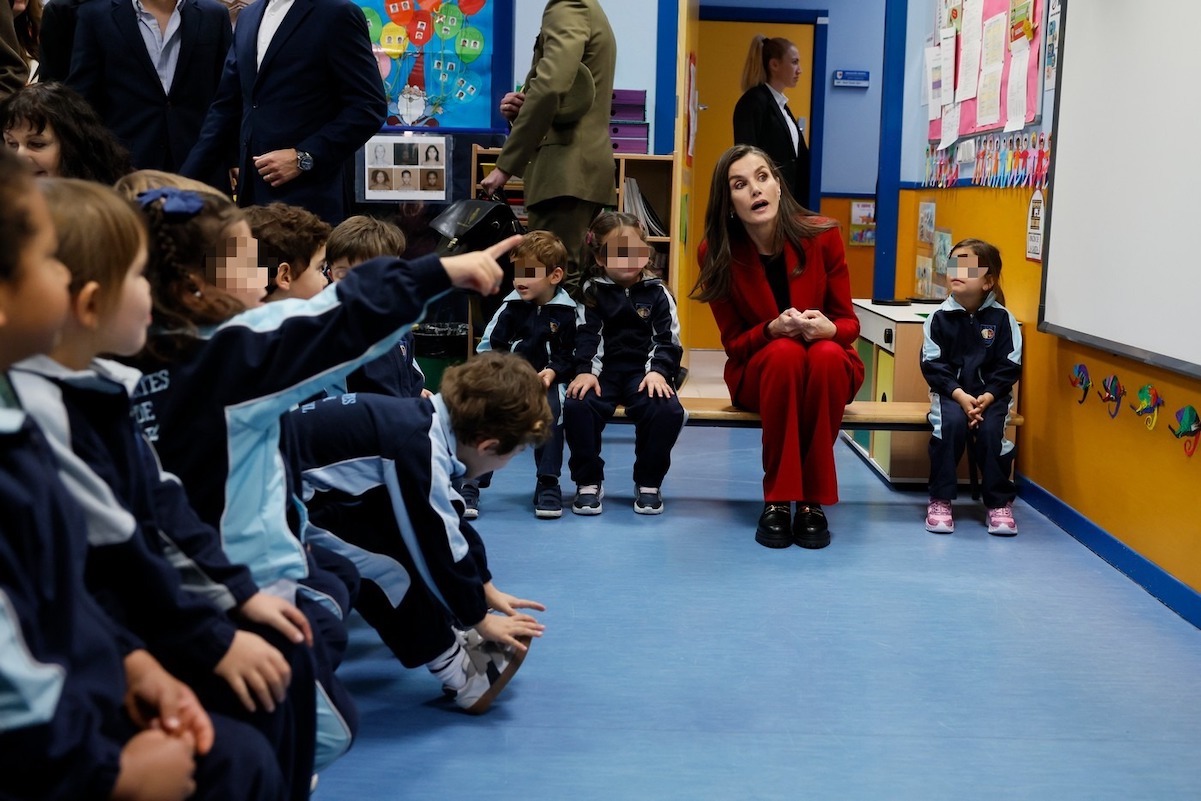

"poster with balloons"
[357, 0, 497, 129]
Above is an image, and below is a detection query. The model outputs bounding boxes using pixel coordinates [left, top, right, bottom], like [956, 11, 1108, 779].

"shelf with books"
[470, 146, 680, 285]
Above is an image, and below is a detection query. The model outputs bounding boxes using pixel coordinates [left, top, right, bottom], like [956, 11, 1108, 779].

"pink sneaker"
[987, 503, 1018, 536]
[925, 499, 954, 533]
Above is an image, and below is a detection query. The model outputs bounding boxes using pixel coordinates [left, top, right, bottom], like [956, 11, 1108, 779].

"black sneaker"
[533, 477, 563, 519]
[459, 482, 480, 520]
[633, 486, 664, 515]
[571, 484, 603, 515]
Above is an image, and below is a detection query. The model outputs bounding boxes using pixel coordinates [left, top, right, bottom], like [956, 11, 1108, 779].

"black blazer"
[68, 0, 232, 180]
[181, 0, 387, 224]
[733, 83, 812, 208]
[36, 0, 91, 84]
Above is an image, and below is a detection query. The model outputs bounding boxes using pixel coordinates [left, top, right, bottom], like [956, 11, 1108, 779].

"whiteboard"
[1039, 0, 1201, 379]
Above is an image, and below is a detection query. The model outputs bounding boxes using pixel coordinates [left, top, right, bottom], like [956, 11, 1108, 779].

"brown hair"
[242, 203, 331, 295]
[325, 215, 407, 267]
[0, 148, 35, 282]
[514, 230, 567, 273]
[114, 169, 229, 202]
[740, 35, 795, 92]
[139, 189, 247, 358]
[439, 352, 552, 455]
[40, 178, 146, 311]
[13, 0, 41, 66]
[579, 211, 658, 306]
[691, 144, 837, 303]
[950, 238, 1006, 306]
[0, 83, 131, 184]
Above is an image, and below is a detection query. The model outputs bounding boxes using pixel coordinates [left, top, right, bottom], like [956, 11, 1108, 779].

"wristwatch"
[296, 150, 314, 172]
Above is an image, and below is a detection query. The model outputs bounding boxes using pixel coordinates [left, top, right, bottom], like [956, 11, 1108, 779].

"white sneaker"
[442, 628, 529, 715]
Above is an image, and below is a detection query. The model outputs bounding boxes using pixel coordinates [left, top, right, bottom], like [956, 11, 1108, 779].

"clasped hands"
[952, 388, 996, 429]
[768, 307, 836, 342]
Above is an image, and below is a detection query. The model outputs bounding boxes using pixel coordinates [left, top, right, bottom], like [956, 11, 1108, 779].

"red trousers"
[732, 338, 863, 505]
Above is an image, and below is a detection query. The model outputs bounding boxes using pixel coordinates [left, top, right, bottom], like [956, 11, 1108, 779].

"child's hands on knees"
[473, 611, 545, 653]
[440, 234, 523, 295]
[639, 370, 675, 398]
[968, 392, 995, 429]
[951, 388, 979, 427]
[122, 650, 214, 755]
[238, 591, 313, 646]
[537, 367, 556, 388]
[484, 580, 547, 616]
[213, 631, 292, 714]
[567, 372, 601, 399]
[114, 729, 197, 801]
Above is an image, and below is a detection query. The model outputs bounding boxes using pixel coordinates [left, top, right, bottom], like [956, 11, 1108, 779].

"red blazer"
[700, 224, 865, 401]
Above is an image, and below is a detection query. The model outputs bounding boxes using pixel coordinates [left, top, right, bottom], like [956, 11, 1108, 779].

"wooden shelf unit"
[471, 146, 679, 284]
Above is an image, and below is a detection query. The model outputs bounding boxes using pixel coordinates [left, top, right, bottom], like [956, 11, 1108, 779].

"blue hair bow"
[136, 187, 205, 217]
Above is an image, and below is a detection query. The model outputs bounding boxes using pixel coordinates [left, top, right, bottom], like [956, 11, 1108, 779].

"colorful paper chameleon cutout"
[1168, 405, 1201, 457]
[1096, 374, 1125, 418]
[1068, 363, 1092, 404]
[1129, 384, 1165, 430]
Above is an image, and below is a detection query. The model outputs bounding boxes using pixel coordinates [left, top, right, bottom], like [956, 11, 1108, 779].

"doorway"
[682, 8, 827, 350]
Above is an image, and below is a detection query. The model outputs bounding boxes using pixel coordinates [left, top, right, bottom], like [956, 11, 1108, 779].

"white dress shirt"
[256, 0, 297, 69]
[766, 83, 800, 157]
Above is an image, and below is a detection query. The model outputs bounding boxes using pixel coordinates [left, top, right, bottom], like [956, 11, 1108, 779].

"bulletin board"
[928, 0, 1045, 142]
[353, 0, 512, 130]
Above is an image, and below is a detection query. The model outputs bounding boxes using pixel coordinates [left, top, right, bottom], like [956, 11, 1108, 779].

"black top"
[760, 251, 790, 313]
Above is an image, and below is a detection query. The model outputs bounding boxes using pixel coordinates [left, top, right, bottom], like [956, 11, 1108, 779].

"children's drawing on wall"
[1097, 374, 1126, 419]
[1169, 405, 1200, 457]
[915, 255, 934, 299]
[357, 0, 497, 129]
[849, 202, 876, 247]
[1045, 12, 1060, 91]
[1130, 384, 1165, 431]
[932, 228, 953, 298]
[918, 201, 936, 244]
[1068, 363, 1092, 404]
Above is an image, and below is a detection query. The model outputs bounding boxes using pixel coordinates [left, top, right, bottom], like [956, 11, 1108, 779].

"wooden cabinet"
[470, 146, 679, 283]
[844, 299, 1021, 485]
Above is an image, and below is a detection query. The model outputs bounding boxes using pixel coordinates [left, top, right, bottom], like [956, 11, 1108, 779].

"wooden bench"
[613, 398, 1025, 432]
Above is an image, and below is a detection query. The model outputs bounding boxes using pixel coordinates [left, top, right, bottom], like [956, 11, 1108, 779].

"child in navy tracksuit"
[920, 238, 1022, 536]
[463, 230, 577, 519]
[564, 212, 686, 516]
[290, 353, 550, 713]
[121, 185, 513, 761]
[323, 215, 427, 399]
[12, 178, 319, 800]
[0, 152, 283, 801]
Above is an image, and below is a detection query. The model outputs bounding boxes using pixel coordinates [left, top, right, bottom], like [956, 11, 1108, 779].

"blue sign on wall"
[832, 69, 870, 88]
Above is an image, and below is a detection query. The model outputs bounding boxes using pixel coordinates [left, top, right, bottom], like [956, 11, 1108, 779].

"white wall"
[700, 0, 886, 195]
[512, 0, 661, 145]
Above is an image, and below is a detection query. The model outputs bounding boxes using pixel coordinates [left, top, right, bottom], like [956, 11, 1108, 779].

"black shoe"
[793, 503, 830, 549]
[755, 503, 793, 549]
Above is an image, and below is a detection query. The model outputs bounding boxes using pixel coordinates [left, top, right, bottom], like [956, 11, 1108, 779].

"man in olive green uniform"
[480, 0, 616, 286]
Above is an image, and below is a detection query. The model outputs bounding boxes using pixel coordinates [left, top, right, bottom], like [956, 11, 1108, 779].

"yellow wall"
[819, 197, 876, 302]
[896, 187, 1201, 591]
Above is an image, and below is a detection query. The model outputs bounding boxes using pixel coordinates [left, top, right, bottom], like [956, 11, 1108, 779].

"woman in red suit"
[692, 145, 864, 549]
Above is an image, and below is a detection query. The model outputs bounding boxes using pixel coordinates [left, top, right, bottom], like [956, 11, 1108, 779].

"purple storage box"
[610, 122, 649, 138]
[610, 137, 649, 154]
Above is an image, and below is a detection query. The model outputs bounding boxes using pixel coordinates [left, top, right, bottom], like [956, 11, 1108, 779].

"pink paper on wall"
[929, 0, 1044, 141]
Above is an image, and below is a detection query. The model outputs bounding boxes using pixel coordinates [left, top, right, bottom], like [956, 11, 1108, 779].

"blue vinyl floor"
[316, 427, 1201, 800]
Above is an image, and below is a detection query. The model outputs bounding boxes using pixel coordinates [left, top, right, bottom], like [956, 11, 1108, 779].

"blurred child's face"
[947, 248, 994, 307]
[598, 226, 652, 288]
[0, 188, 70, 366]
[3, 121, 62, 178]
[512, 256, 561, 305]
[214, 220, 265, 308]
[100, 244, 153, 357]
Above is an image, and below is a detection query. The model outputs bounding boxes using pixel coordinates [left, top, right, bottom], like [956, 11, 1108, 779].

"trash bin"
[412, 322, 470, 392]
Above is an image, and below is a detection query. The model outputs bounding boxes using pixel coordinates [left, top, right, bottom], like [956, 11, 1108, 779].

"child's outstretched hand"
[567, 372, 601, 399]
[441, 234, 523, 295]
[639, 370, 675, 398]
[238, 591, 313, 646]
[484, 580, 547, 616]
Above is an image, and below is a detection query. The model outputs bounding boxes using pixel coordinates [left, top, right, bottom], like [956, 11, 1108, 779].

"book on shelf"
[621, 177, 667, 237]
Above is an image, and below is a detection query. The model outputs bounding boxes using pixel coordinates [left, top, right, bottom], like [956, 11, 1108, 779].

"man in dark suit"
[181, 0, 386, 224]
[37, 0, 89, 84]
[67, 0, 233, 182]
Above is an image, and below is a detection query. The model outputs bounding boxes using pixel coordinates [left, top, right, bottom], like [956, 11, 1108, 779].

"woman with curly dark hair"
[1, 81, 130, 183]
